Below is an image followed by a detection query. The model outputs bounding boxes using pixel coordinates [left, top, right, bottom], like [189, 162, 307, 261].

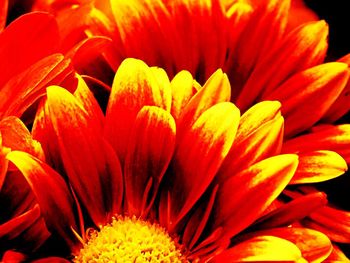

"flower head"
[0, 58, 334, 262]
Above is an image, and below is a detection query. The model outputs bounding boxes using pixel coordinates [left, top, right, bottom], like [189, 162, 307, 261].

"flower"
[27, 0, 350, 257]
[1, 58, 333, 262]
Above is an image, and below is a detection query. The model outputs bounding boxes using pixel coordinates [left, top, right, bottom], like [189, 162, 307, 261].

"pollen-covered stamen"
[74, 216, 188, 262]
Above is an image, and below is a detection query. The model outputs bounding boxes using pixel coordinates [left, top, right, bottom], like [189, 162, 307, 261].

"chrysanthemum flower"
[1, 58, 334, 262]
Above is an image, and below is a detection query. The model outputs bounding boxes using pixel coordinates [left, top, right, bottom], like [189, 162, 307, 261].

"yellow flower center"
[74, 216, 188, 262]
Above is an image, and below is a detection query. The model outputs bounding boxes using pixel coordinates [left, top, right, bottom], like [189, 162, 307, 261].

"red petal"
[0, 0, 7, 31]
[217, 101, 284, 182]
[234, 0, 290, 110]
[0, 117, 44, 160]
[211, 236, 305, 262]
[282, 124, 350, 162]
[291, 150, 347, 184]
[213, 154, 298, 239]
[0, 12, 59, 88]
[73, 74, 104, 130]
[170, 70, 197, 120]
[46, 86, 123, 225]
[264, 62, 349, 137]
[177, 69, 231, 141]
[0, 54, 71, 118]
[104, 58, 171, 163]
[252, 192, 327, 230]
[7, 151, 78, 248]
[2, 250, 27, 263]
[243, 20, 328, 101]
[253, 227, 333, 263]
[124, 106, 176, 217]
[161, 102, 240, 230]
[322, 53, 350, 121]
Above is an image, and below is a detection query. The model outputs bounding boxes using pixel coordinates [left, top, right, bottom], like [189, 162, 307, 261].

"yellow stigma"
[74, 216, 188, 262]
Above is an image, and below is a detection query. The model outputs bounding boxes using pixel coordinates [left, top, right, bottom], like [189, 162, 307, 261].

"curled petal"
[291, 150, 347, 184]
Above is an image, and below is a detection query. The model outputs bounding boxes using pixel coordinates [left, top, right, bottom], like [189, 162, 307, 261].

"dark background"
[305, 0, 350, 60]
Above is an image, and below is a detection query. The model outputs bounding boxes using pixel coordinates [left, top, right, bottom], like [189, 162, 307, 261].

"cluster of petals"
[0, 0, 350, 261]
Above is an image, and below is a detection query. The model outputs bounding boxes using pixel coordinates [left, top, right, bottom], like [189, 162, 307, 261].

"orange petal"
[0, 54, 71, 118]
[217, 101, 284, 182]
[282, 124, 350, 162]
[252, 192, 327, 230]
[73, 74, 104, 130]
[124, 106, 176, 217]
[253, 227, 333, 263]
[243, 20, 328, 101]
[66, 36, 116, 84]
[211, 236, 305, 262]
[0, 0, 7, 31]
[0, 117, 44, 160]
[264, 62, 349, 137]
[214, 154, 298, 239]
[224, 2, 253, 101]
[322, 53, 350, 122]
[306, 206, 350, 243]
[324, 243, 350, 262]
[46, 86, 123, 225]
[0, 138, 10, 190]
[170, 70, 197, 120]
[291, 150, 347, 184]
[7, 151, 78, 248]
[177, 69, 231, 140]
[161, 102, 240, 230]
[104, 58, 171, 163]
[0, 12, 59, 88]
[233, 0, 290, 110]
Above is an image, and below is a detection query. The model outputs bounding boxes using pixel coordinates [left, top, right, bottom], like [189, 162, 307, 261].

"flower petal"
[253, 227, 333, 263]
[0, 0, 7, 31]
[217, 101, 284, 182]
[252, 192, 327, 230]
[161, 102, 240, 230]
[211, 236, 305, 262]
[7, 151, 78, 247]
[0, 54, 72, 118]
[170, 70, 197, 120]
[214, 154, 298, 239]
[104, 58, 171, 163]
[0, 12, 59, 88]
[124, 106, 176, 217]
[233, 0, 290, 109]
[45, 86, 123, 225]
[242, 20, 328, 102]
[263, 62, 349, 137]
[177, 69, 231, 140]
[73, 74, 104, 130]
[282, 124, 350, 162]
[306, 205, 350, 243]
[322, 53, 350, 121]
[291, 150, 347, 184]
[0, 117, 44, 160]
